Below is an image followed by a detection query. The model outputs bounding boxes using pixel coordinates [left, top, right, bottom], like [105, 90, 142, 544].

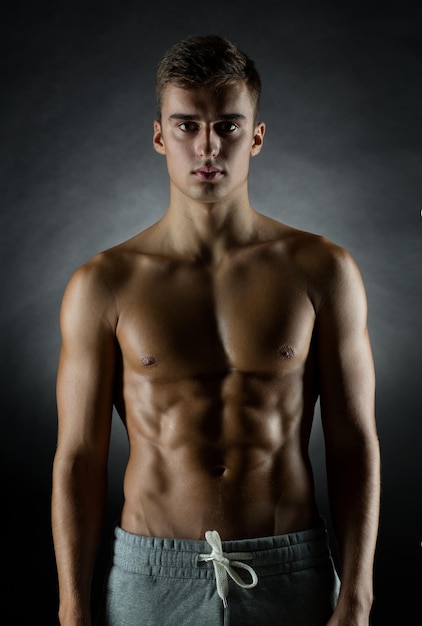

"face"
[153, 82, 265, 206]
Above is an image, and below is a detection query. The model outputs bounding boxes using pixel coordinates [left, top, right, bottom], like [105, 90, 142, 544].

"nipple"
[277, 344, 295, 360]
[141, 354, 158, 367]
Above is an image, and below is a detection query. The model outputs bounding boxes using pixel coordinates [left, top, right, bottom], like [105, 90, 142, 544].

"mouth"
[193, 166, 223, 181]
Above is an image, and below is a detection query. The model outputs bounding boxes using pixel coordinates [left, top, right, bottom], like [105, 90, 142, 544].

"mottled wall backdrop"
[2, 2, 421, 623]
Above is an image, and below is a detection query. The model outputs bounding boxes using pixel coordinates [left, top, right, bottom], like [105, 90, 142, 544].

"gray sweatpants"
[97, 520, 340, 625]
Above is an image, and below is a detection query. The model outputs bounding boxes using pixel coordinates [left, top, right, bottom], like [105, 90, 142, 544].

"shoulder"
[301, 237, 368, 325]
[266, 219, 351, 269]
[278, 226, 366, 312]
[61, 249, 124, 331]
[64, 232, 146, 297]
[296, 232, 360, 282]
[64, 250, 116, 297]
[60, 230, 162, 324]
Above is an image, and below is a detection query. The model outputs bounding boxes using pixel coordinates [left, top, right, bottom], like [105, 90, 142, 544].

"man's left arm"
[315, 245, 380, 625]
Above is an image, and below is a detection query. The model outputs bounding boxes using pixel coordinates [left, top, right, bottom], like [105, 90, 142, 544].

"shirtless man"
[51, 35, 380, 626]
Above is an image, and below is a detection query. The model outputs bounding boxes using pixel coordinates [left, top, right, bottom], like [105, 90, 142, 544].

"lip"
[193, 166, 223, 181]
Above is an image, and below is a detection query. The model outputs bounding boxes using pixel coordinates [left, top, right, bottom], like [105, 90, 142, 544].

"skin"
[52, 81, 380, 625]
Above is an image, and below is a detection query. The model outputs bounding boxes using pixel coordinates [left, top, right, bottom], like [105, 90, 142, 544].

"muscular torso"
[109, 226, 323, 540]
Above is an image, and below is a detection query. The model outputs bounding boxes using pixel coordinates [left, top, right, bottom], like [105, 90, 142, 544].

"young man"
[52, 35, 380, 625]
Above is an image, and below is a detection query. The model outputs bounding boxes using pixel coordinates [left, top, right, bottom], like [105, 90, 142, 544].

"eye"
[178, 121, 199, 132]
[215, 121, 238, 134]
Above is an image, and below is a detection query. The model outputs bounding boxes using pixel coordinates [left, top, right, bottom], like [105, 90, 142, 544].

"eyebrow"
[168, 113, 247, 121]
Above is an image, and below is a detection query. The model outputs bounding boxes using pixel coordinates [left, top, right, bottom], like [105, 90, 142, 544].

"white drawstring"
[198, 530, 258, 608]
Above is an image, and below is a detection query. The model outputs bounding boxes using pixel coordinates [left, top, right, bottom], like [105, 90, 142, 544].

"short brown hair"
[156, 35, 261, 122]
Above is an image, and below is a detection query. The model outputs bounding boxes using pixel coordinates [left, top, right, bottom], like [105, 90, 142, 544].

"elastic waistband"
[112, 519, 331, 579]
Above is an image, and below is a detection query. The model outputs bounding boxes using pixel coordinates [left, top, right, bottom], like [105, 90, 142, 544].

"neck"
[158, 190, 257, 263]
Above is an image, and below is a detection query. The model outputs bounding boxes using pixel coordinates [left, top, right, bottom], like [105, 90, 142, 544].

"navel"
[141, 354, 158, 367]
[211, 466, 227, 478]
[277, 344, 295, 360]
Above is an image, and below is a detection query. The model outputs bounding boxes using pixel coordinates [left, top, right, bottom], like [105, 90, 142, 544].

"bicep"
[56, 265, 117, 460]
[316, 249, 376, 445]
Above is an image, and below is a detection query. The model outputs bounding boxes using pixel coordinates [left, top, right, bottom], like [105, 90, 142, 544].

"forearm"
[52, 453, 108, 626]
[326, 435, 380, 622]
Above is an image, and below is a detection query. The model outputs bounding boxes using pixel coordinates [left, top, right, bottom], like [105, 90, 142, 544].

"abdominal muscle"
[118, 370, 319, 541]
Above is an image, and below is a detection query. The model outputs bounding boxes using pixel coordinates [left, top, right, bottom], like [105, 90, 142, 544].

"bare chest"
[115, 256, 316, 379]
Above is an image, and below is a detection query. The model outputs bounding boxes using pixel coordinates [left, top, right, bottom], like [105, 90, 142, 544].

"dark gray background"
[2, 1, 421, 623]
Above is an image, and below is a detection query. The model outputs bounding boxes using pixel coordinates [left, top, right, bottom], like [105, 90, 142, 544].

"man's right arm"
[52, 259, 117, 626]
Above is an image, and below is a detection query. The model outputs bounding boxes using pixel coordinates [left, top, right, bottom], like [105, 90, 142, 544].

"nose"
[196, 125, 220, 159]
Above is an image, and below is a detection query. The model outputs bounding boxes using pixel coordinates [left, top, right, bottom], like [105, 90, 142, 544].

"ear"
[250, 121, 266, 157]
[153, 120, 166, 155]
